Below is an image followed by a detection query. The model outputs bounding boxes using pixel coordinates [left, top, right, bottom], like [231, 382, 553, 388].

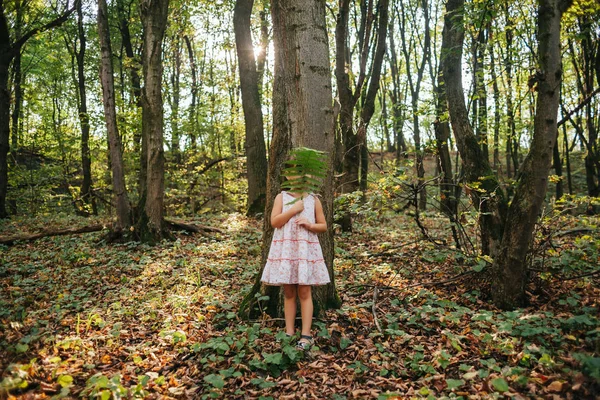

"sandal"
[296, 335, 314, 350]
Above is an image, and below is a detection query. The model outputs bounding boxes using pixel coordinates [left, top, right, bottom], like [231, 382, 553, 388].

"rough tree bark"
[239, 0, 340, 319]
[441, 0, 507, 257]
[492, 0, 573, 309]
[234, 0, 268, 216]
[98, 0, 131, 232]
[136, 0, 170, 243]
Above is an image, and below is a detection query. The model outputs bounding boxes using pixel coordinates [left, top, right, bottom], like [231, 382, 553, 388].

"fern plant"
[281, 147, 327, 197]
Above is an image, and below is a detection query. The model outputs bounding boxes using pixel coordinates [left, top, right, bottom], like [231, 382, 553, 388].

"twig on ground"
[346, 270, 475, 295]
[372, 286, 382, 333]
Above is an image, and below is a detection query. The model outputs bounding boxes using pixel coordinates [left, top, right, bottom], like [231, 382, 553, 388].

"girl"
[260, 183, 330, 349]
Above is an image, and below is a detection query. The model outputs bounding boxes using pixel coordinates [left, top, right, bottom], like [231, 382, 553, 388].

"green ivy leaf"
[491, 377, 509, 392]
[57, 374, 73, 388]
[204, 374, 225, 389]
[446, 379, 464, 390]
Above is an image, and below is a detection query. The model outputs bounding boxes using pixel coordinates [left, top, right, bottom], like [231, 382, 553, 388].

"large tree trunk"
[492, 0, 572, 309]
[441, 0, 507, 256]
[76, 0, 96, 214]
[234, 0, 268, 216]
[138, 0, 170, 243]
[98, 0, 131, 232]
[239, 0, 340, 319]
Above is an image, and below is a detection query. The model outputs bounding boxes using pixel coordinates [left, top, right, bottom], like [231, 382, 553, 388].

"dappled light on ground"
[0, 212, 599, 398]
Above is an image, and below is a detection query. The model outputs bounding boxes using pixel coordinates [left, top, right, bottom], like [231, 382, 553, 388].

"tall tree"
[138, 0, 170, 243]
[442, 0, 573, 309]
[398, 0, 431, 210]
[387, 20, 407, 159]
[234, 0, 268, 216]
[98, 0, 131, 232]
[335, 0, 386, 195]
[492, 0, 573, 308]
[239, 0, 340, 319]
[10, 0, 23, 152]
[74, 0, 95, 214]
[0, 0, 75, 218]
[441, 0, 507, 257]
[357, 0, 389, 192]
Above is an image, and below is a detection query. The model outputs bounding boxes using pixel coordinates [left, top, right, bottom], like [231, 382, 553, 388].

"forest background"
[0, 0, 599, 398]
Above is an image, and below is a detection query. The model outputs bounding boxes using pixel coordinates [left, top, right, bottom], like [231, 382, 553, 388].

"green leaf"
[491, 377, 509, 392]
[340, 337, 352, 350]
[446, 379, 464, 390]
[15, 343, 29, 353]
[57, 374, 73, 388]
[204, 374, 225, 389]
[263, 352, 283, 364]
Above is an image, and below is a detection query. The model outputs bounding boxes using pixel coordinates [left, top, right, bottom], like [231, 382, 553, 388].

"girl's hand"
[290, 199, 304, 214]
[295, 217, 312, 230]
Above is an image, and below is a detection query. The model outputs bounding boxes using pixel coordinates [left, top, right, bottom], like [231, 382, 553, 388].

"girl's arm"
[296, 196, 327, 233]
[271, 193, 304, 228]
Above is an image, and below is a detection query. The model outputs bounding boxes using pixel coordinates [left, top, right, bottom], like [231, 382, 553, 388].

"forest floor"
[0, 208, 599, 399]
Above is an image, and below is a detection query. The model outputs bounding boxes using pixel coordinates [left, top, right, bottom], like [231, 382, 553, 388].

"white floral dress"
[261, 191, 331, 286]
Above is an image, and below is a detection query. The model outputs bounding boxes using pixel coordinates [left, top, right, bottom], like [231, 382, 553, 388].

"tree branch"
[12, 1, 77, 54]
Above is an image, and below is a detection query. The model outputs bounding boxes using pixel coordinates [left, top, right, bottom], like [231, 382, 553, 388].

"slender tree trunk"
[434, 61, 459, 247]
[441, 0, 507, 256]
[256, 3, 269, 98]
[356, 0, 389, 192]
[489, 31, 501, 172]
[492, 0, 572, 309]
[10, 1, 22, 152]
[234, 0, 268, 216]
[562, 121, 573, 194]
[98, 0, 131, 232]
[475, 22, 489, 162]
[399, 0, 430, 210]
[239, 0, 340, 319]
[0, 52, 11, 219]
[388, 22, 407, 158]
[504, 4, 517, 178]
[138, 0, 170, 243]
[553, 135, 564, 199]
[0, 0, 74, 218]
[170, 35, 181, 163]
[184, 35, 198, 150]
[335, 0, 360, 196]
[116, 0, 142, 168]
[75, 0, 96, 214]
[380, 86, 394, 152]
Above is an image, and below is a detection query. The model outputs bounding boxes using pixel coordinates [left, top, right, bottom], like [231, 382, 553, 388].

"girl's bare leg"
[297, 285, 313, 337]
[283, 284, 297, 335]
